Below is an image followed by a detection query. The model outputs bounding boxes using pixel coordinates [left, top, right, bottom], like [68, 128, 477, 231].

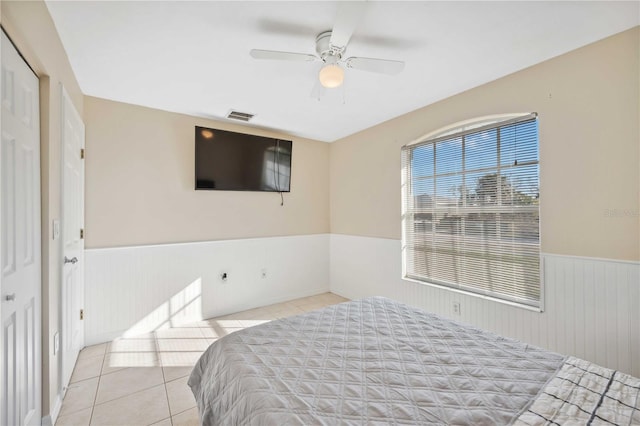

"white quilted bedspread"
[188, 297, 564, 425]
[514, 356, 640, 425]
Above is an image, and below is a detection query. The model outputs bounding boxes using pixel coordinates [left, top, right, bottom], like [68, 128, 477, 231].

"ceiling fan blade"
[250, 49, 318, 62]
[256, 18, 316, 38]
[329, 1, 366, 49]
[344, 57, 405, 75]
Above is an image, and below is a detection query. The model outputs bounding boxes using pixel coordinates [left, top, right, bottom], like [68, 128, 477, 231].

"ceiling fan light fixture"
[319, 64, 344, 88]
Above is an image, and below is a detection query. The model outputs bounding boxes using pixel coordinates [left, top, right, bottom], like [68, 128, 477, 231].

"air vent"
[227, 110, 254, 122]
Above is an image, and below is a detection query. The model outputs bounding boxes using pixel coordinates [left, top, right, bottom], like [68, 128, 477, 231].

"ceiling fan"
[249, 2, 405, 93]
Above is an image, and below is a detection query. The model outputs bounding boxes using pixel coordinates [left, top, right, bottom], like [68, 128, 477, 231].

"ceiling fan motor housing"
[316, 31, 344, 62]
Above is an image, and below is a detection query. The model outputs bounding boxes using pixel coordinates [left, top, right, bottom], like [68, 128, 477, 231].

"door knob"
[64, 256, 78, 265]
[5, 294, 16, 301]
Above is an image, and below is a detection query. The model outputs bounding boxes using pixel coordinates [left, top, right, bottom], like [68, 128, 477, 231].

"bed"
[188, 297, 640, 425]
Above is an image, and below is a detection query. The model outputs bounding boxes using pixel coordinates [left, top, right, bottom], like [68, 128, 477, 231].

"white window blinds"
[401, 114, 541, 308]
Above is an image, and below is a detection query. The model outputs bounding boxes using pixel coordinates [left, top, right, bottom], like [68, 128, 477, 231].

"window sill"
[402, 275, 543, 313]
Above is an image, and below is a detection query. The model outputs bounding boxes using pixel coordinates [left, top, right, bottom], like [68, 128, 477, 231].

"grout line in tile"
[57, 376, 100, 418]
[99, 366, 132, 378]
[157, 338, 174, 426]
[87, 348, 107, 425]
[150, 417, 172, 426]
[90, 381, 169, 413]
[92, 377, 169, 408]
[170, 405, 196, 419]
[76, 352, 108, 362]
[164, 374, 189, 386]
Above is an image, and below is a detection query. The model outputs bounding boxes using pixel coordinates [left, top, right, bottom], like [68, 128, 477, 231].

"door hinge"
[80, 309, 84, 320]
[80, 148, 85, 159]
[80, 229, 84, 239]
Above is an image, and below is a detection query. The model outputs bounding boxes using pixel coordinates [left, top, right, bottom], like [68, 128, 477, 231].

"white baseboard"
[43, 393, 62, 426]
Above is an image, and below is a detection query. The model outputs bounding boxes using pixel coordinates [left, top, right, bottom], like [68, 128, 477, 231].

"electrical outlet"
[453, 301, 461, 315]
[261, 268, 267, 279]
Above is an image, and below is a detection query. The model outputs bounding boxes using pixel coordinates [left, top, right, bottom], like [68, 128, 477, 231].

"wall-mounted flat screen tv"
[195, 126, 292, 192]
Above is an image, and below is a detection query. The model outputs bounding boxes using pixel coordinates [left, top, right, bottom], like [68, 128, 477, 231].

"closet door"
[1, 29, 42, 426]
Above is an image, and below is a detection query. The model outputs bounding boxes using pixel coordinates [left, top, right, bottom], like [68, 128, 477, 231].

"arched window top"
[407, 112, 537, 147]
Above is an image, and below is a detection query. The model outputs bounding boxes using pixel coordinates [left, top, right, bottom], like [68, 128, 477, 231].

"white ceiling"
[46, 1, 638, 142]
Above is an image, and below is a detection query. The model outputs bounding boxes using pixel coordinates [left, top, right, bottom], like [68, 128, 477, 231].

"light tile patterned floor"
[55, 292, 349, 426]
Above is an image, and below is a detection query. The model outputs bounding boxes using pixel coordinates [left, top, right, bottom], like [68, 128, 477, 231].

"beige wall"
[1, 0, 84, 417]
[330, 27, 640, 262]
[84, 97, 329, 248]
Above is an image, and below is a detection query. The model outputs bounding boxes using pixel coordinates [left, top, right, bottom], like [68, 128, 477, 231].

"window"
[401, 113, 541, 309]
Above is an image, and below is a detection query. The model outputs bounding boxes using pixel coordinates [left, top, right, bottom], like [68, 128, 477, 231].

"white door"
[61, 87, 85, 389]
[1, 30, 42, 426]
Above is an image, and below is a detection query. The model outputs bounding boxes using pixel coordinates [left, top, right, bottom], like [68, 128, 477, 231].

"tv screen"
[195, 126, 292, 192]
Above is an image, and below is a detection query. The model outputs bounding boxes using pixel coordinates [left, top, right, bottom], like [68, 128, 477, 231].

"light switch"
[53, 220, 60, 240]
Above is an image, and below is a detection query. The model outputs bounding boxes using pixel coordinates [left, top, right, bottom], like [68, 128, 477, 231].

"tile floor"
[55, 292, 349, 426]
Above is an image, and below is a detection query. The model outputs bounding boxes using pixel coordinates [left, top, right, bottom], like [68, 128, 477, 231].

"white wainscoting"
[330, 234, 640, 377]
[84, 234, 329, 345]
